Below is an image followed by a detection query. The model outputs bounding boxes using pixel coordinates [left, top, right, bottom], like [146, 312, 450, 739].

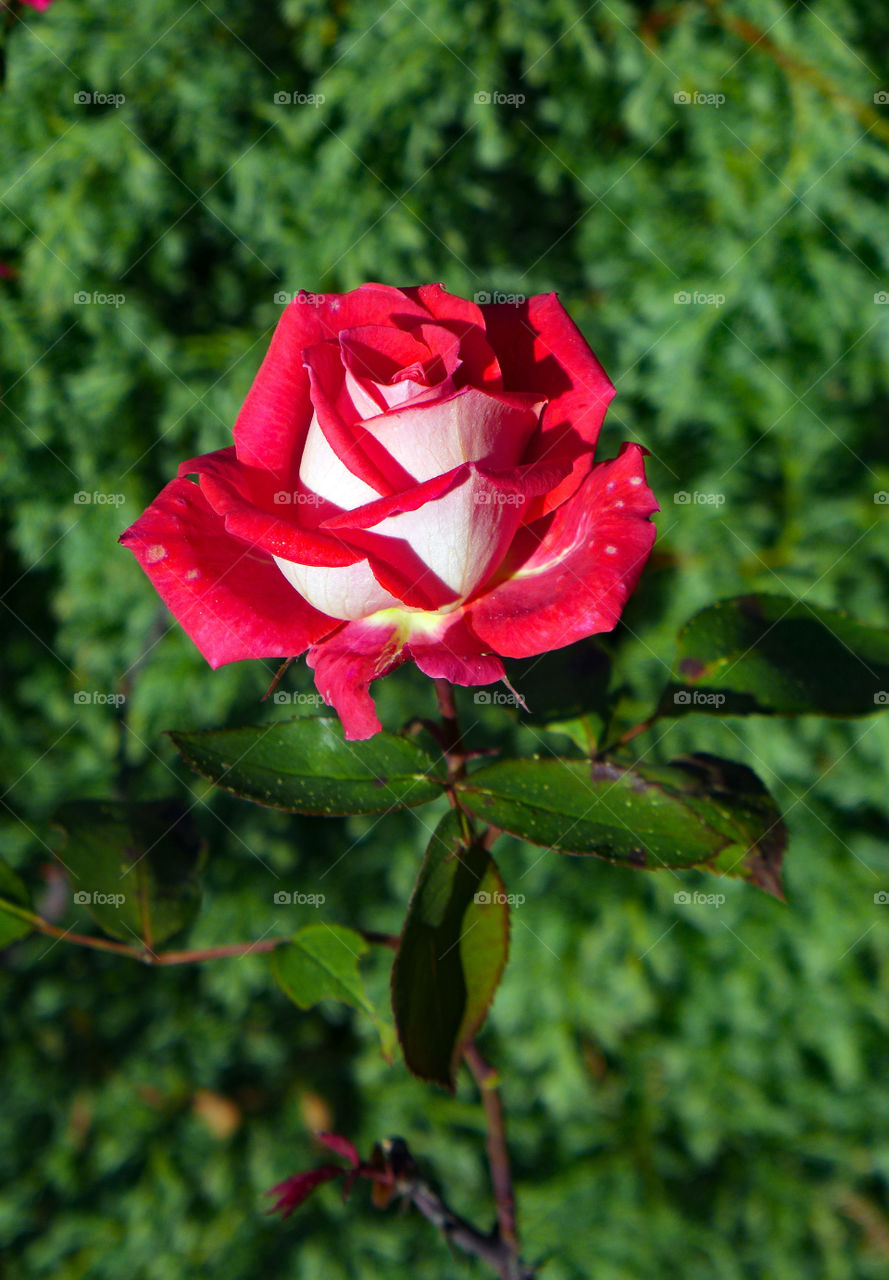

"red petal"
[307, 611, 508, 740]
[119, 477, 336, 666]
[470, 443, 658, 657]
[408, 614, 506, 688]
[481, 292, 616, 515]
[403, 283, 503, 390]
[307, 618, 409, 740]
[180, 448, 363, 567]
[266, 1164, 344, 1219]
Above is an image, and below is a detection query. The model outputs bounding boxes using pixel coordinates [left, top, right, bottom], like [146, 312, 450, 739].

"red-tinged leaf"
[316, 1132, 360, 1167]
[266, 1164, 344, 1218]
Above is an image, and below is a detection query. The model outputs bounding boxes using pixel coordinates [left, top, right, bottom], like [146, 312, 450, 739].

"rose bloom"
[121, 284, 658, 739]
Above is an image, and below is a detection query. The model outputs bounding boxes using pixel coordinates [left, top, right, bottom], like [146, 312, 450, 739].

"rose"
[120, 284, 658, 739]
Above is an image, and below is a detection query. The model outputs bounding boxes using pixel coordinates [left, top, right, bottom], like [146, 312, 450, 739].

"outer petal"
[481, 292, 616, 515]
[234, 285, 430, 474]
[307, 612, 507, 740]
[119, 477, 336, 666]
[180, 448, 362, 567]
[469, 443, 658, 658]
[306, 617, 409, 740]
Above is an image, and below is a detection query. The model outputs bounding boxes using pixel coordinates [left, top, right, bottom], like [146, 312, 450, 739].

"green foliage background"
[2, 0, 889, 1276]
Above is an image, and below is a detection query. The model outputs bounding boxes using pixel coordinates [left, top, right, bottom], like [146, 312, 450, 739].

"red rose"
[121, 284, 658, 739]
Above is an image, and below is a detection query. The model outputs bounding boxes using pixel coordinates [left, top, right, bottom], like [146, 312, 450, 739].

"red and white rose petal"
[119, 477, 336, 667]
[469, 442, 659, 658]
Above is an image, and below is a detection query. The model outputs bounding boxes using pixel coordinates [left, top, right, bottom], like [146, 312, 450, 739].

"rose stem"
[13, 907, 398, 964]
[464, 1041, 523, 1271]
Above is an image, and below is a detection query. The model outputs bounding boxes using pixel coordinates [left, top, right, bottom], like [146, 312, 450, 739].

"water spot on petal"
[185, 568, 200, 580]
[615, 500, 625, 508]
[606, 481, 616, 492]
[146, 545, 167, 563]
[629, 476, 642, 486]
[605, 545, 617, 555]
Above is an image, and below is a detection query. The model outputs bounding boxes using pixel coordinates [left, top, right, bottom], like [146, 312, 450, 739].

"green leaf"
[53, 800, 205, 947]
[170, 717, 445, 815]
[391, 810, 510, 1089]
[664, 595, 889, 717]
[271, 924, 395, 1058]
[456, 755, 785, 895]
[0, 857, 33, 947]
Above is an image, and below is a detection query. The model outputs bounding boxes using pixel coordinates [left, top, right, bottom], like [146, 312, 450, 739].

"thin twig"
[464, 1042, 520, 1267]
